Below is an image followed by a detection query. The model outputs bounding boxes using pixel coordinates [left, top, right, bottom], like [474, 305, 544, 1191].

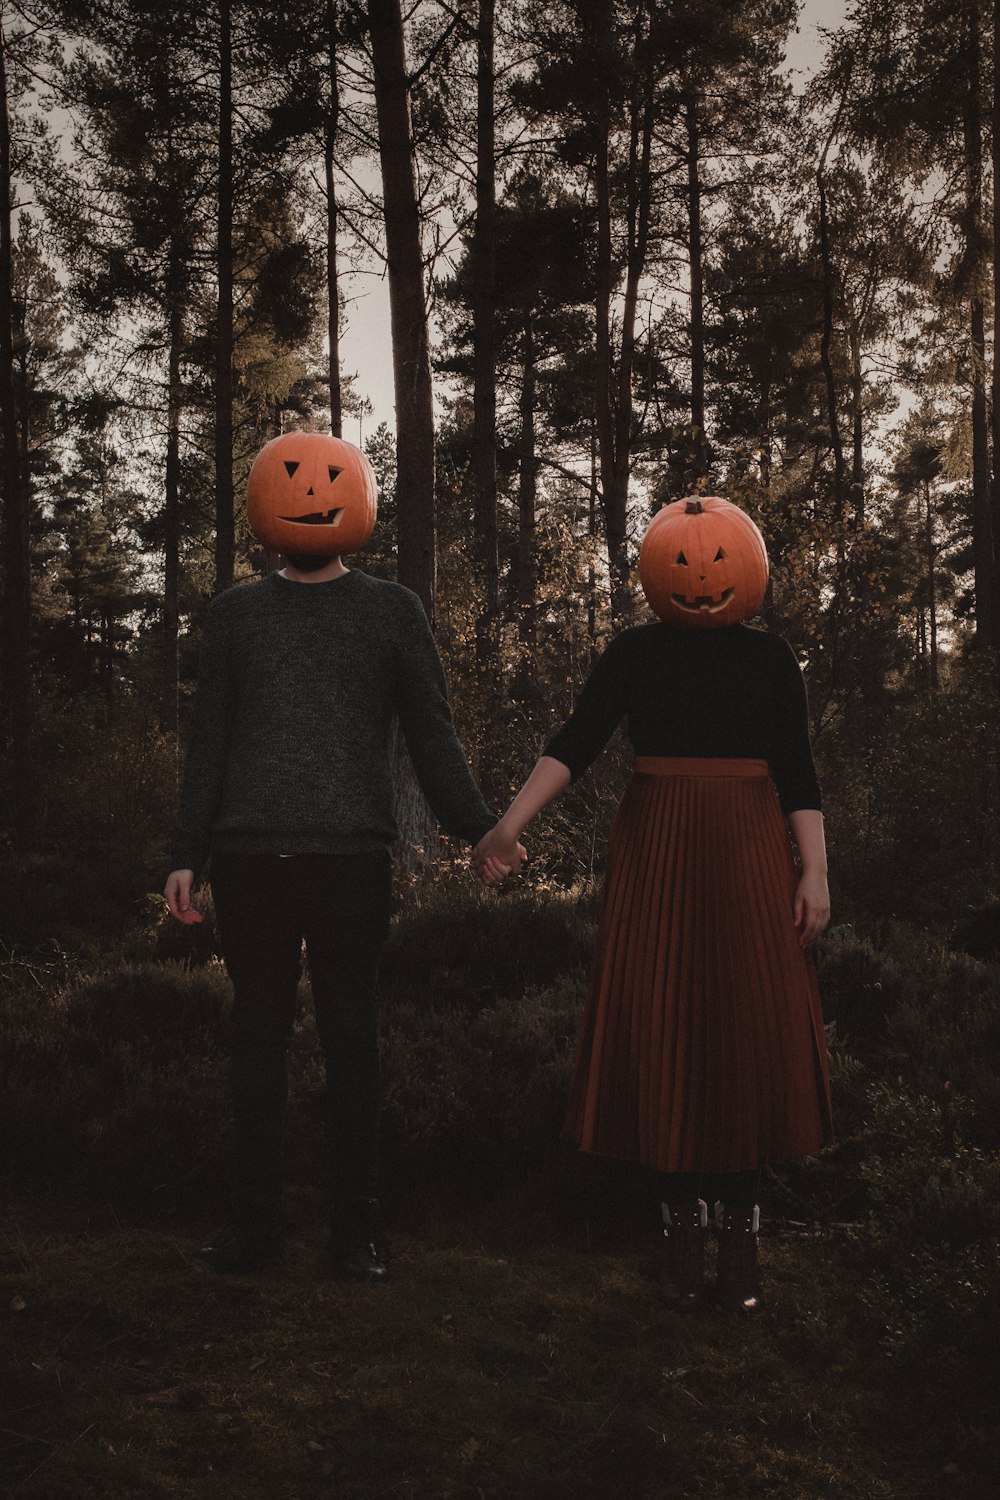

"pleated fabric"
[563, 758, 834, 1173]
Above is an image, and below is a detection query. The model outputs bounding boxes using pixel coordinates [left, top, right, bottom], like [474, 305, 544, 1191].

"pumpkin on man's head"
[639, 495, 768, 630]
[246, 431, 378, 558]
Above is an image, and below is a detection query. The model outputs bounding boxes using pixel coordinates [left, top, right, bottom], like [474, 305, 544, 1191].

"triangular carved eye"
[284, 461, 299, 477]
[714, 547, 726, 561]
[676, 551, 688, 565]
[328, 466, 342, 482]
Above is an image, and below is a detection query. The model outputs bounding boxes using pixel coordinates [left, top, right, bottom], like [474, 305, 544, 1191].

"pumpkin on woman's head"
[638, 495, 768, 630]
[246, 431, 378, 558]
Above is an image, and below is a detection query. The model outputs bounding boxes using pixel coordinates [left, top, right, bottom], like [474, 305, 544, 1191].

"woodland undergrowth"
[1, 859, 999, 1497]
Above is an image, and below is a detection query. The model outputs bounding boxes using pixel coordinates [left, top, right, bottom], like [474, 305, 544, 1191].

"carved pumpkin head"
[246, 431, 378, 558]
[639, 495, 768, 630]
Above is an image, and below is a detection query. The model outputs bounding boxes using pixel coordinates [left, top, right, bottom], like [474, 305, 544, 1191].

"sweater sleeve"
[168, 597, 238, 875]
[768, 640, 822, 815]
[392, 592, 497, 843]
[542, 634, 632, 781]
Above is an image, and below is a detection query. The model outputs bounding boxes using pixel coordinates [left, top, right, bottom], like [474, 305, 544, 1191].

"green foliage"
[378, 974, 582, 1176]
[19, 697, 180, 933]
[808, 921, 1000, 1412]
[379, 876, 598, 1008]
[0, 959, 232, 1200]
[856, 1083, 1000, 1395]
[1, 865, 998, 1476]
[64, 960, 232, 1052]
[814, 927, 906, 1048]
[0, 882, 594, 1203]
[0, 853, 113, 953]
[817, 656, 1000, 923]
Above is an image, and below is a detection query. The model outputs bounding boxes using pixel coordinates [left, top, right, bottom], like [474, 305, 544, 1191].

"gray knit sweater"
[169, 570, 495, 874]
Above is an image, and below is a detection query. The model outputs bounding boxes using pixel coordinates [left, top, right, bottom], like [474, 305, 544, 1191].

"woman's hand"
[793, 870, 830, 948]
[472, 826, 527, 887]
[164, 869, 205, 925]
[470, 757, 569, 887]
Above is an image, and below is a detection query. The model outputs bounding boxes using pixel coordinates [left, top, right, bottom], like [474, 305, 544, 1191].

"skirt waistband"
[632, 756, 769, 779]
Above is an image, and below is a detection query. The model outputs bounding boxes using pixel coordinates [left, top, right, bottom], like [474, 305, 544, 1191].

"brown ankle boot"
[714, 1203, 763, 1313]
[660, 1199, 708, 1308]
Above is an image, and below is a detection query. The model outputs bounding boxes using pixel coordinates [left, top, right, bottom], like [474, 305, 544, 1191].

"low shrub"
[378, 970, 585, 1170]
[854, 1082, 1000, 1416]
[0, 853, 114, 953]
[0, 961, 232, 1199]
[813, 927, 906, 1049]
[379, 874, 599, 1010]
[0, 887, 595, 1204]
[64, 960, 232, 1052]
[883, 950, 1000, 1145]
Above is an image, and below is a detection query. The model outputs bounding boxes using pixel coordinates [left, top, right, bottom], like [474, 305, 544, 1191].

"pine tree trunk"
[214, 0, 235, 593]
[592, 82, 626, 606]
[163, 284, 183, 738]
[516, 314, 537, 686]
[685, 88, 707, 489]
[368, 0, 436, 621]
[472, 0, 497, 630]
[588, 427, 598, 649]
[971, 295, 994, 647]
[924, 477, 938, 692]
[916, 595, 926, 690]
[593, 9, 653, 626]
[991, 0, 1000, 642]
[368, 0, 438, 866]
[964, 1, 996, 649]
[816, 168, 847, 553]
[325, 0, 342, 438]
[848, 310, 865, 525]
[472, 0, 500, 793]
[0, 22, 30, 838]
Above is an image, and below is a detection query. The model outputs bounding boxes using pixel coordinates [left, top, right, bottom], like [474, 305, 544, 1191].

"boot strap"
[713, 1202, 760, 1233]
[661, 1199, 708, 1230]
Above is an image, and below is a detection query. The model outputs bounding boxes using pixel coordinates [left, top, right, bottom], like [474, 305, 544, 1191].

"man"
[164, 431, 499, 1279]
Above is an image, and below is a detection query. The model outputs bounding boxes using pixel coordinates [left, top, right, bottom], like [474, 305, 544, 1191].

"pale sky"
[338, 0, 848, 441]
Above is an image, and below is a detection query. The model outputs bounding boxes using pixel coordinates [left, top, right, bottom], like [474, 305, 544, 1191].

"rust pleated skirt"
[563, 758, 834, 1173]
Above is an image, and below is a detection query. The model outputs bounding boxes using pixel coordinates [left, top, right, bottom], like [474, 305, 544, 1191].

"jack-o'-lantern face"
[639, 496, 768, 630]
[246, 431, 378, 557]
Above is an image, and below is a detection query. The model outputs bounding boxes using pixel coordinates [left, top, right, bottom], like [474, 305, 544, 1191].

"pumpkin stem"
[685, 499, 704, 514]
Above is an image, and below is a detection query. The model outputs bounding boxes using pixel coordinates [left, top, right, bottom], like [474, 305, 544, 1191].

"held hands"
[164, 869, 205, 925]
[793, 870, 830, 949]
[472, 825, 527, 887]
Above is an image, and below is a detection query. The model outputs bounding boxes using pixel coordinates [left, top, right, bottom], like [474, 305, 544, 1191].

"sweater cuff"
[462, 811, 499, 845]
[166, 840, 209, 880]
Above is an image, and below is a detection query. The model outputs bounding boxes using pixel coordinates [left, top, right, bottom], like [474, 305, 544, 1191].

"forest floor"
[0, 1183, 986, 1500]
[2, 879, 997, 1499]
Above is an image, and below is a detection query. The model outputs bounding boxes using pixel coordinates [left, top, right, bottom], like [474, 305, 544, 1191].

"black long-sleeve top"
[543, 622, 822, 815]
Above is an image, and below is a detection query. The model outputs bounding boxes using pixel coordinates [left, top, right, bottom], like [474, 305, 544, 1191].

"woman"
[473, 497, 833, 1313]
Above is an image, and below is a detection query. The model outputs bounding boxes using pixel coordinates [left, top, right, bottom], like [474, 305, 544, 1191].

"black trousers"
[211, 850, 392, 1227]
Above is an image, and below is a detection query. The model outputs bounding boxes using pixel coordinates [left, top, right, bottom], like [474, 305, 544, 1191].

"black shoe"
[329, 1237, 388, 1282]
[195, 1225, 277, 1274]
[328, 1196, 388, 1282]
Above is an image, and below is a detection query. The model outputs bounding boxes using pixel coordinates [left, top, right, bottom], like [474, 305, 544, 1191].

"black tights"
[660, 1169, 761, 1211]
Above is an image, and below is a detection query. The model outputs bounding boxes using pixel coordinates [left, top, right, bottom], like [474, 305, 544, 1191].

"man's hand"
[472, 827, 527, 887]
[164, 869, 205, 925]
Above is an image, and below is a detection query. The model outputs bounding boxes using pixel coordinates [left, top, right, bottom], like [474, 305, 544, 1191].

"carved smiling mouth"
[279, 507, 344, 526]
[672, 588, 735, 612]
